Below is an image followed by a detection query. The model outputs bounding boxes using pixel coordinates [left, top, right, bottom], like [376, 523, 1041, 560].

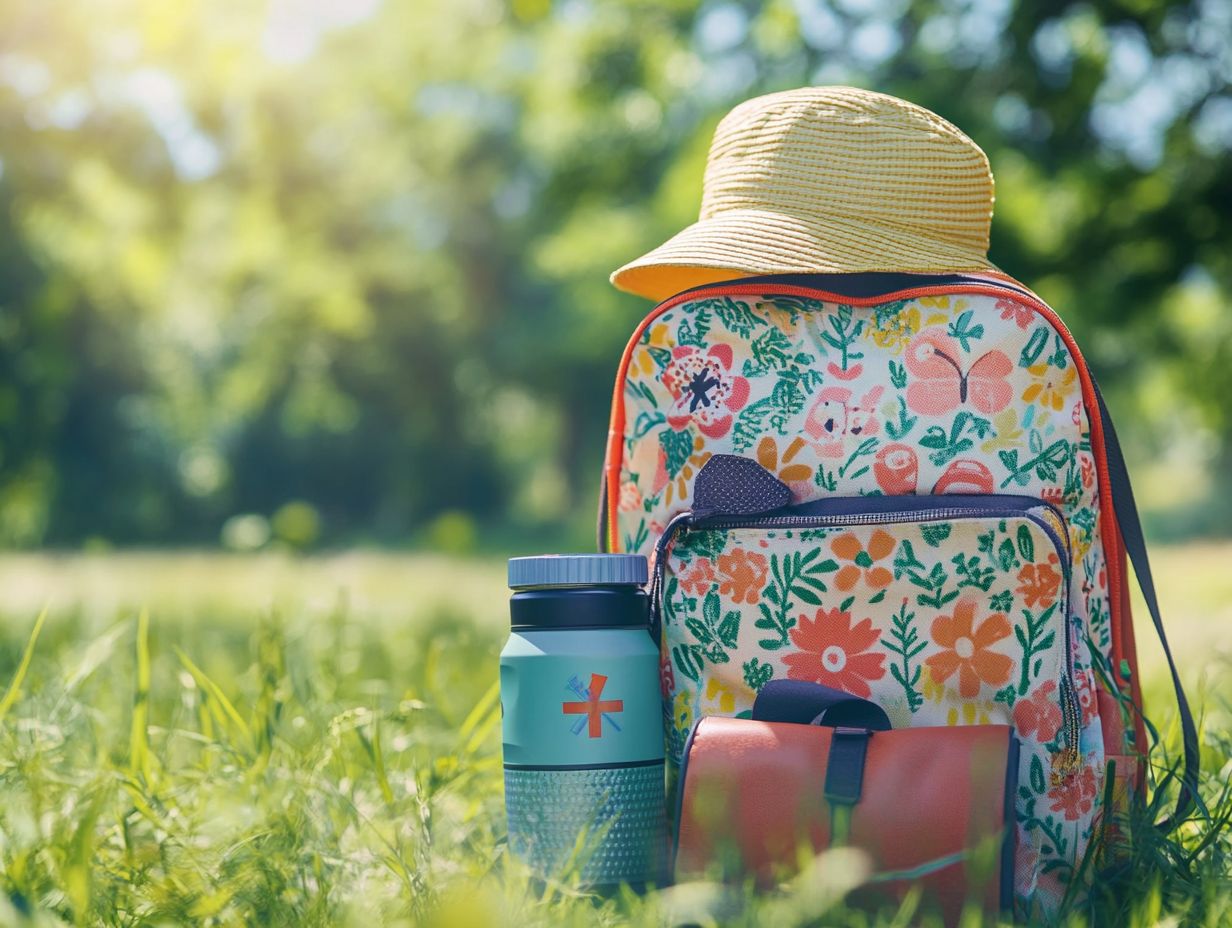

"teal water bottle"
[502, 554, 665, 887]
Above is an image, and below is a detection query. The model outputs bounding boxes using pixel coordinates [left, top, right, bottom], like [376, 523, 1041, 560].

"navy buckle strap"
[1094, 382, 1200, 829]
[824, 727, 873, 806]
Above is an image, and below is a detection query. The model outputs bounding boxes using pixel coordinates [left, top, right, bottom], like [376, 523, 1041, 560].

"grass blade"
[175, 646, 252, 741]
[129, 608, 153, 784]
[0, 605, 48, 724]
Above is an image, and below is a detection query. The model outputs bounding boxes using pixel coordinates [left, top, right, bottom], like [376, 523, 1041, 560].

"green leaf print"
[997, 538, 1020, 571]
[920, 522, 951, 547]
[993, 683, 1018, 707]
[679, 528, 729, 562]
[952, 552, 996, 591]
[919, 412, 993, 466]
[1015, 602, 1059, 694]
[880, 599, 926, 711]
[660, 428, 695, 478]
[838, 437, 878, 480]
[717, 608, 741, 649]
[632, 410, 666, 439]
[991, 590, 1014, 612]
[770, 366, 825, 426]
[742, 657, 774, 692]
[731, 397, 774, 453]
[884, 395, 917, 440]
[684, 591, 739, 664]
[821, 304, 865, 372]
[977, 527, 996, 558]
[630, 379, 658, 407]
[815, 464, 838, 492]
[1016, 524, 1036, 562]
[710, 296, 766, 338]
[893, 540, 959, 609]
[1047, 333, 1070, 369]
[889, 359, 908, 390]
[742, 327, 794, 377]
[1030, 754, 1046, 793]
[624, 522, 649, 554]
[676, 307, 711, 347]
[947, 310, 985, 352]
[671, 644, 704, 684]
[998, 439, 1072, 488]
[754, 550, 838, 649]
[1019, 327, 1050, 367]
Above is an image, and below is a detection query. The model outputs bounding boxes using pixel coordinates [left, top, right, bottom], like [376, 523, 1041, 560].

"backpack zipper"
[650, 495, 1083, 774]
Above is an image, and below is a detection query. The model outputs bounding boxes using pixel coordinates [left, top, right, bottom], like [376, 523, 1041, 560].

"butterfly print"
[904, 330, 1012, 415]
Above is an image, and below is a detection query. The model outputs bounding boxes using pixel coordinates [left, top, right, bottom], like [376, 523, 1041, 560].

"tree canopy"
[0, 0, 1228, 548]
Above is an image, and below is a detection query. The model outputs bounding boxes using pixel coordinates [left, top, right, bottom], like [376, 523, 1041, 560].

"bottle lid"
[508, 553, 648, 590]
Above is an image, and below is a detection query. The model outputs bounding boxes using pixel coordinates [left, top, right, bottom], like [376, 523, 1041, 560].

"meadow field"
[0, 546, 1228, 927]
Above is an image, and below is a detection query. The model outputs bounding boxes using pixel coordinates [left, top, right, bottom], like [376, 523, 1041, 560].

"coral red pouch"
[674, 680, 1018, 921]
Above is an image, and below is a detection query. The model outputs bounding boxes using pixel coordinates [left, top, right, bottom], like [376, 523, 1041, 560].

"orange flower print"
[1016, 555, 1063, 609]
[784, 607, 886, 698]
[831, 530, 896, 592]
[1048, 765, 1098, 821]
[756, 436, 814, 499]
[925, 598, 1012, 698]
[1022, 363, 1077, 412]
[717, 549, 768, 605]
[1013, 680, 1062, 742]
[678, 557, 715, 596]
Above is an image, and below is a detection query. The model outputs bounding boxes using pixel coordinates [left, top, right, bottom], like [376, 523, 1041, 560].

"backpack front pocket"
[658, 494, 1079, 761]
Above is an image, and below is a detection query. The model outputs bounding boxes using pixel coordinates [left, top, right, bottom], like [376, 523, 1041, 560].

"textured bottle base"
[504, 762, 666, 886]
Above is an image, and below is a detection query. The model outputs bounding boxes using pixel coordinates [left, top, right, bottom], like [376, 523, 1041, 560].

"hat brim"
[610, 207, 998, 302]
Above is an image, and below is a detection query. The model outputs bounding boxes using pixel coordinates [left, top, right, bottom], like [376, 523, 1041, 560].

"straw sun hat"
[611, 86, 998, 301]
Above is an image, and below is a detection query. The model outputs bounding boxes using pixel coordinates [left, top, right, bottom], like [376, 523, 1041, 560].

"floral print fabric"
[662, 516, 1099, 915]
[613, 289, 1114, 916]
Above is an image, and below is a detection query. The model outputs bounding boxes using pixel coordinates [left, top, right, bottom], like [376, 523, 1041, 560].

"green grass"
[0, 549, 1228, 927]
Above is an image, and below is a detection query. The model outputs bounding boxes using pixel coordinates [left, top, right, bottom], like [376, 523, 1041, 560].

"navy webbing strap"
[754, 681, 884, 831]
[1094, 383, 1201, 829]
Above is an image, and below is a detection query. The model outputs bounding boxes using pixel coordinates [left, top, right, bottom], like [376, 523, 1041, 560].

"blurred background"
[1, 0, 1229, 555]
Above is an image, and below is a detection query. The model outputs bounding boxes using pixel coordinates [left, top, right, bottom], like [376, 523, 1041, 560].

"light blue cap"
[508, 553, 648, 589]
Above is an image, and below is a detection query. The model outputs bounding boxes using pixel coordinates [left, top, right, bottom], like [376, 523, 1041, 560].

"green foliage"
[0, 0, 1229, 546]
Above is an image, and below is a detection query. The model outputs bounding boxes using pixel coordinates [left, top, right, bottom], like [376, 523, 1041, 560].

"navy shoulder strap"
[1095, 383, 1200, 829]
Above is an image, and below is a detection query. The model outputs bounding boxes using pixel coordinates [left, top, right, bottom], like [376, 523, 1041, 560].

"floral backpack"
[599, 271, 1198, 916]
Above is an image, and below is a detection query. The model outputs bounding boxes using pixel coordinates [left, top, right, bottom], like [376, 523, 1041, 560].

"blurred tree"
[0, 0, 1227, 546]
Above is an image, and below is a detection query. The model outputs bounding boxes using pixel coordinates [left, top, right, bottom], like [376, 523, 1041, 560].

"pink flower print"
[661, 344, 750, 439]
[1048, 765, 1098, 821]
[996, 298, 1035, 330]
[904, 330, 1013, 416]
[873, 443, 918, 494]
[1013, 680, 1062, 743]
[659, 653, 675, 700]
[804, 386, 883, 457]
[1076, 669, 1098, 726]
[618, 480, 642, 512]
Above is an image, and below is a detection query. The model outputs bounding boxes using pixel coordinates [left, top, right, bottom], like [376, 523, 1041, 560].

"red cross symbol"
[561, 673, 624, 738]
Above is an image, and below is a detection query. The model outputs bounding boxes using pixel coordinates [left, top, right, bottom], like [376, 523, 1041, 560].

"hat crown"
[699, 87, 994, 254]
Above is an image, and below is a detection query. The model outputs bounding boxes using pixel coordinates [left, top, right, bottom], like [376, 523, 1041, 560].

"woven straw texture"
[611, 86, 998, 301]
